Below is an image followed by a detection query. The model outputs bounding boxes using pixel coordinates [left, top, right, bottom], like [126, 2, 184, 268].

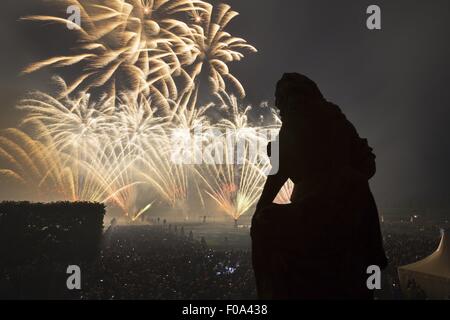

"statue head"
[275, 73, 324, 117]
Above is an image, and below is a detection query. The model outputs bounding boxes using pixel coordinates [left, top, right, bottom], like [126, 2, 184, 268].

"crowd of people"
[80, 225, 256, 300]
[377, 222, 442, 299]
[76, 220, 444, 300]
[1, 216, 445, 299]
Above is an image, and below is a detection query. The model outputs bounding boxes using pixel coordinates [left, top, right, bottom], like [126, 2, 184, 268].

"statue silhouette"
[251, 73, 387, 299]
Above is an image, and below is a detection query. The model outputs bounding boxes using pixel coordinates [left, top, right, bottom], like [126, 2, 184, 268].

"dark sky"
[1, 0, 450, 209]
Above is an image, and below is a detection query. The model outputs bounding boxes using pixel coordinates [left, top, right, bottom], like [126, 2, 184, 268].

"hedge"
[0, 201, 106, 266]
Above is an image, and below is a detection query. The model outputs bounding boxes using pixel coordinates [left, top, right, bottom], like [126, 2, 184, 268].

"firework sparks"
[5, 1, 268, 222]
[0, 128, 66, 200]
[112, 92, 170, 153]
[21, 0, 209, 98]
[131, 201, 155, 221]
[196, 145, 270, 221]
[17, 80, 114, 156]
[274, 179, 294, 204]
[135, 136, 191, 214]
[21, 1, 256, 99]
[186, 3, 257, 97]
[0, 129, 144, 217]
[4, 87, 281, 221]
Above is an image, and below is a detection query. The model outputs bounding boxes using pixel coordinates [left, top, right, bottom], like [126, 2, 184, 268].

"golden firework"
[274, 179, 294, 204]
[21, 0, 209, 98]
[5, 1, 265, 221]
[187, 3, 257, 97]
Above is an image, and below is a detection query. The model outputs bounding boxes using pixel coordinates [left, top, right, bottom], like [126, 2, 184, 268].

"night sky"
[1, 0, 449, 210]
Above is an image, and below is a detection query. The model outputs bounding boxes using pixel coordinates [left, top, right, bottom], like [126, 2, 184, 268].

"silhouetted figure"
[251, 73, 387, 300]
[200, 237, 207, 250]
[189, 230, 194, 241]
[203, 215, 207, 224]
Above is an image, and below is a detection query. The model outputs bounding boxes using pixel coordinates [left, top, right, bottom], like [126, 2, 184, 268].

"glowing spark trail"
[196, 146, 270, 221]
[274, 179, 294, 204]
[2, 1, 267, 222]
[17, 83, 114, 156]
[21, 1, 256, 99]
[186, 3, 257, 97]
[21, 0, 210, 98]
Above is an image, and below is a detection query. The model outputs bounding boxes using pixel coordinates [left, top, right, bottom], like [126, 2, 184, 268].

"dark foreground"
[82, 225, 257, 300]
[1, 221, 444, 300]
[76, 223, 443, 300]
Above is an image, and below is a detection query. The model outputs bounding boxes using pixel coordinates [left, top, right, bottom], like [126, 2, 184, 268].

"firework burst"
[17, 79, 114, 156]
[21, 0, 210, 98]
[186, 3, 257, 97]
[3, 1, 268, 222]
[0, 128, 65, 200]
[196, 145, 270, 221]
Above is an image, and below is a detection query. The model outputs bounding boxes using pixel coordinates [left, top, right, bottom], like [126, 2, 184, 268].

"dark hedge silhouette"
[0, 201, 105, 299]
[0, 201, 105, 265]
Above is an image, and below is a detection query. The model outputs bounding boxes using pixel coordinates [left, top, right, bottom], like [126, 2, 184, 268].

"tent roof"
[399, 229, 450, 279]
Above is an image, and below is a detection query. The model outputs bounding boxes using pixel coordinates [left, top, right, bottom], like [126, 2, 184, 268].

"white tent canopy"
[398, 229, 450, 299]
